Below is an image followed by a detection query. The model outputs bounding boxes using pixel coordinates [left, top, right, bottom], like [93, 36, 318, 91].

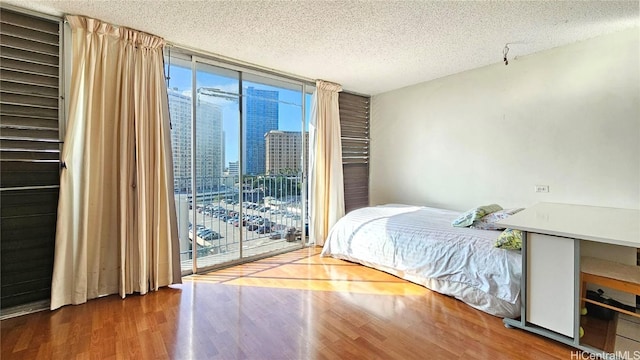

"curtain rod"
[165, 42, 316, 87]
[166, 43, 370, 97]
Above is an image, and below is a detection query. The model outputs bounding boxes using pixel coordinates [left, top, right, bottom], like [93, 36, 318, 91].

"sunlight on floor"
[183, 247, 430, 296]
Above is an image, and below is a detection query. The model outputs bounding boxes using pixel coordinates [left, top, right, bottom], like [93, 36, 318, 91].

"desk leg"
[573, 239, 581, 346]
[503, 233, 615, 359]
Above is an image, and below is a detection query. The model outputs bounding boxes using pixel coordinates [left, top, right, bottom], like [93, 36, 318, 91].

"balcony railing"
[174, 174, 306, 273]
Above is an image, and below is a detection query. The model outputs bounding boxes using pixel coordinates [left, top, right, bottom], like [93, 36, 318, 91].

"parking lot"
[183, 200, 305, 264]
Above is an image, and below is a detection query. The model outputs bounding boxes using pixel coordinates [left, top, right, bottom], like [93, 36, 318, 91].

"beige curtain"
[309, 80, 345, 247]
[51, 15, 181, 310]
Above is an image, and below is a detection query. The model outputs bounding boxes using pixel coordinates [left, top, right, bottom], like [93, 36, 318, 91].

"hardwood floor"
[1, 247, 577, 359]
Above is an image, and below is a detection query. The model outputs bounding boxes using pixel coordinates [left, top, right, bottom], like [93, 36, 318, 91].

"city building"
[243, 87, 278, 175]
[196, 93, 224, 191]
[228, 161, 239, 177]
[167, 89, 191, 192]
[264, 130, 309, 175]
[168, 88, 224, 193]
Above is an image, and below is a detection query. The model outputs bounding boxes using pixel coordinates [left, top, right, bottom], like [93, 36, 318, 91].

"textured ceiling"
[4, 1, 639, 95]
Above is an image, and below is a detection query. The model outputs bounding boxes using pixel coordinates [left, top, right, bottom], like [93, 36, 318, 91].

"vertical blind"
[339, 92, 370, 213]
[0, 7, 61, 310]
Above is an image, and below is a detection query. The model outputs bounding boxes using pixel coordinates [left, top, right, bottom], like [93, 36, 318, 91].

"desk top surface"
[497, 202, 640, 247]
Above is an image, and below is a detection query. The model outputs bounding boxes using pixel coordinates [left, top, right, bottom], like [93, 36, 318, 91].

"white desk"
[498, 202, 640, 356]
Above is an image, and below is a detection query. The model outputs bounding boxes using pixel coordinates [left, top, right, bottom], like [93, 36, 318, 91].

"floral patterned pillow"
[495, 228, 523, 250]
[451, 204, 503, 227]
[471, 208, 524, 230]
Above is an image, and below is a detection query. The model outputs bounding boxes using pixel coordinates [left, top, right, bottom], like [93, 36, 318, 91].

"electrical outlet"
[535, 185, 549, 193]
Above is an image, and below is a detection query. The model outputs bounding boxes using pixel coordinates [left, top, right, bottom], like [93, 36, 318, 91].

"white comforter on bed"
[320, 204, 522, 318]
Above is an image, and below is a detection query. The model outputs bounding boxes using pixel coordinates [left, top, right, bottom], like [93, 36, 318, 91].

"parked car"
[200, 231, 221, 240]
[189, 223, 205, 231]
[188, 225, 207, 238]
[256, 218, 271, 226]
[196, 228, 213, 238]
[255, 225, 272, 234]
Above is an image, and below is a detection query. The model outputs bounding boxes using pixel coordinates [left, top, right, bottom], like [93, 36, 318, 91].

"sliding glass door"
[240, 73, 306, 259]
[192, 62, 241, 269]
[166, 52, 310, 274]
[165, 55, 193, 272]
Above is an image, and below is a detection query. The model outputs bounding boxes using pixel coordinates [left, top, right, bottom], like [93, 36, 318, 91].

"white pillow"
[471, 208, 524, 230]
[451, 204, 503, 227]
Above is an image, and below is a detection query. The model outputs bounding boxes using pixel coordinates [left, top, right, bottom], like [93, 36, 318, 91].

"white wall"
[370, 27, 640, 212]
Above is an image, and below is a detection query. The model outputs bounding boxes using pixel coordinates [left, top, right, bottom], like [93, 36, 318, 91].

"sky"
[166, 63, 313, 165]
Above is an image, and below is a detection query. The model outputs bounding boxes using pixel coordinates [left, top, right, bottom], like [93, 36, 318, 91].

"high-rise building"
[265, 130, 309, 175]
[228, 161, 239, 177]
[196, 94, 224, 191]
[243, 87, 278, 175]
[221, 130, 226, 174]
[168, 89, 191, 192]
[168, 88, 223, 193]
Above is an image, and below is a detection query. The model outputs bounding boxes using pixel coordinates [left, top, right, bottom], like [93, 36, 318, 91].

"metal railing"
[174, 174, 307, 273]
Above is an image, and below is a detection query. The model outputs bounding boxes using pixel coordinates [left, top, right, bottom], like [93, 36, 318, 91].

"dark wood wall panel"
[339, 92, 370, 214]
[0, 7, 61, 310]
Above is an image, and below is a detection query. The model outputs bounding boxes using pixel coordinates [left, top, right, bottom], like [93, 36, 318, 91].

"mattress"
[320, 204, 522, 318]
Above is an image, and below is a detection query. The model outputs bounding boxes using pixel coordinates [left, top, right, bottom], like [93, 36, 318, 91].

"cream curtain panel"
[51, 15, 181, 310]
[309, 80, 345, 247]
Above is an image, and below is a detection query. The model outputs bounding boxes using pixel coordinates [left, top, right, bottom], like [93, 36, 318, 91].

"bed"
[320, 204, 522, 318]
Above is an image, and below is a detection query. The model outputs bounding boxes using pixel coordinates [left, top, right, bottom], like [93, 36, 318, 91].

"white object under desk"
[497, 202, 640, 356]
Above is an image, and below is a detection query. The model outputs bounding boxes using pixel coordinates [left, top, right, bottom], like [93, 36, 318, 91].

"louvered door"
[0, 7, 62, 310]
[339, 92, 370, 213]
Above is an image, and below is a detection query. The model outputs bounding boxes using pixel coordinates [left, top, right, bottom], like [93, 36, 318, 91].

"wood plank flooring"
[1, 247, 578, 359]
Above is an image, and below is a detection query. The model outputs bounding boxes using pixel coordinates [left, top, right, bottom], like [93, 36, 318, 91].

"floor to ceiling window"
[165, 50, 313, 274]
